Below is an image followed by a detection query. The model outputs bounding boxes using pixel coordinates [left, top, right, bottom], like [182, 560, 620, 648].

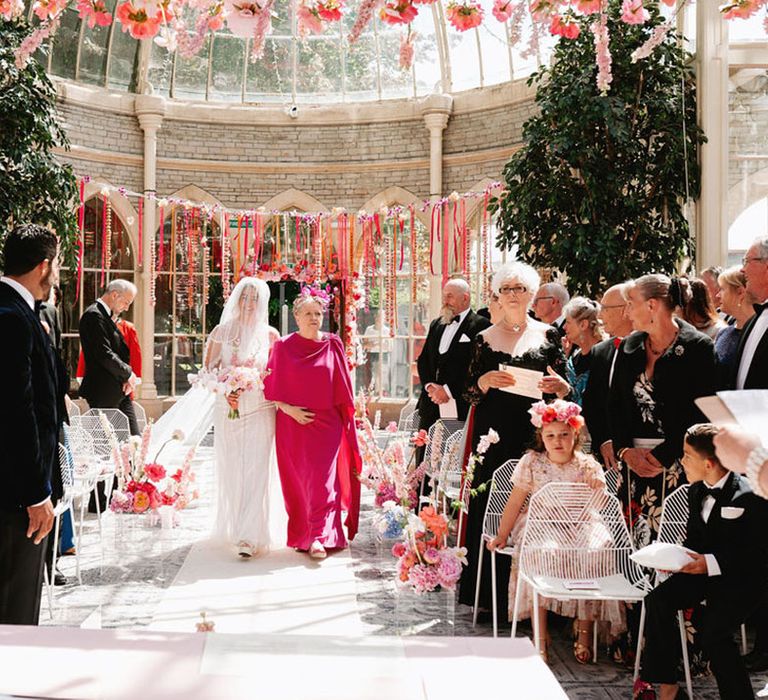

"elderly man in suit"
[0, 224, 60, 625]
[531, 282, 570, 336]
[79, 278, 139, 435]
[416, 278, 490, 434]
[640, 423, 768, 699]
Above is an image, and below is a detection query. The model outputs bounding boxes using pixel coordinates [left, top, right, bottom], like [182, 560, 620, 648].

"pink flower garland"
[398, 30, 416, 70]
[0, 0, 24, 20]
[631, 21, 671, 62]
[14, 13, 61, 69]
[591, 11, 612, 94]
[250, 0, 275, 61]
[348, 0, 382, 44]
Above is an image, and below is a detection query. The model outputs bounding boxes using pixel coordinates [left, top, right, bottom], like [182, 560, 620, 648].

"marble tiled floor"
[46, 447, 768, 698]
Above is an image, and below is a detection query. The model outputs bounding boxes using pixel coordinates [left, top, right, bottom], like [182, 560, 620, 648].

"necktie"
[34, 300, 43, 314]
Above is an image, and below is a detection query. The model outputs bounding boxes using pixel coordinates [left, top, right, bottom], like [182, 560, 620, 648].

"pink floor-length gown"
[264, 332, 361, 550]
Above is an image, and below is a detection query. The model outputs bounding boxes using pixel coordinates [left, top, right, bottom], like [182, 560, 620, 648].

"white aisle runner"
[148, 541, 375, 636]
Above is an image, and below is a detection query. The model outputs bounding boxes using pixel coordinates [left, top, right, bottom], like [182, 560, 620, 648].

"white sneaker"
[309, 541, 327, 559]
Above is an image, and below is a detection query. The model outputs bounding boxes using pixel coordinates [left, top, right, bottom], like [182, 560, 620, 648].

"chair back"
[398, 400, 417, 428]
[518, 481, 647, 589]
[423, 419, 464, 478]
[58, 442, 74, 490]
[480, 459, 520, 539]
[438, 431, 465, 496]
[83, 408, 131, 445]
[604, 468, 621, 496]
[133, 402, 147, 433]
[399, 408, 420, 434]
[71, 415, 118, 459]
[657, 484, 690, 546]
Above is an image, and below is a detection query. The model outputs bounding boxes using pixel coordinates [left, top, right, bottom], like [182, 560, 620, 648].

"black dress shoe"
[744, 649, 768, 672]
[53, 571, 67, 586]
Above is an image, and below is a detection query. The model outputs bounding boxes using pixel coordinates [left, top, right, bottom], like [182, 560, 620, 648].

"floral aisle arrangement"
[189, 363, 270, 419]
[392, 506, 467, 593]
[455, 428, 500, 512]
[109, 425, 198, 517]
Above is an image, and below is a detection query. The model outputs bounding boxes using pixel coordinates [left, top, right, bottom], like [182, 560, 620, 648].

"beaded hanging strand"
[104, 196, 113, 282]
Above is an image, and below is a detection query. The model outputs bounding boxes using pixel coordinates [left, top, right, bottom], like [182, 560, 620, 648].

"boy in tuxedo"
[640, 423, 768, 699]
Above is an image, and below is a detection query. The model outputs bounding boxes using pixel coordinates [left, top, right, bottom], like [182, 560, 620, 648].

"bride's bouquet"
[190, 363, 271, 419]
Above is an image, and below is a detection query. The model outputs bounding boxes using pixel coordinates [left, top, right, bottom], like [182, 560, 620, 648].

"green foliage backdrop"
[1, 19, 79, 264]
[494, 3, 705, 297]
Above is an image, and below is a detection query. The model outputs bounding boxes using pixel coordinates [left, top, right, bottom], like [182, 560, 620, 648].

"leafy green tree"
[494, 2, 705, 297]
[1, 19, 78, 263]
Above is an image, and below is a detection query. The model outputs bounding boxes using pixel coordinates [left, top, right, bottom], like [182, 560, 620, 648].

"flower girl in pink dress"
[487, 399, 625, 664]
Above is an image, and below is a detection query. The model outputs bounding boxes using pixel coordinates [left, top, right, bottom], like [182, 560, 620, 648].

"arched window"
[60, 196, 136, 390]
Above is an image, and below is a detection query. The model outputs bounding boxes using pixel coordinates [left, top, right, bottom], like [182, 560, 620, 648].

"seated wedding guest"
[682, 278, 727, 340]
[638, 423, 768, 700]
[713, 266, 755, 385]
[458, 262, 567, 621]
[0, 224, 59, 625]
[714, 424, 768, 498]
[415, 278, 490, 431]
[488, 400, 624, 663]
[264, 287, 361, 559]
[531, 282, 570, 336]
[582, 283, 634, 470]
[610, 274, 716, 548]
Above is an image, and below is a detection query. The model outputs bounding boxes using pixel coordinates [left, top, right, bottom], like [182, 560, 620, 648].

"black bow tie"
[452, 315, 461, 324]
[754, 301, 768, 316]
[34, 300, 43, 314]
[704, 487, 722, 499]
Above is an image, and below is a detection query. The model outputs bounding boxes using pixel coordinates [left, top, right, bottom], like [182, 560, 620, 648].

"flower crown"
[528, 399, 585, 431]
[294, 284, 331, 311]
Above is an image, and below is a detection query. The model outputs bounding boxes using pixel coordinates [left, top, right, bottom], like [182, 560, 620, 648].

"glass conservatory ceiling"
[37, 0, 556, 104]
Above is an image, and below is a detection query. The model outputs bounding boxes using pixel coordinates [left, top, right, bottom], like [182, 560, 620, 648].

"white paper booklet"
[498, 365, 543, 400]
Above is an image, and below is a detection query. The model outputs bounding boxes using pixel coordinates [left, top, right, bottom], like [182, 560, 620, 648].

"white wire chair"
[419, 419, 464, 504]
[471, 458, 519, 637]
[399, 408, 420, 435]
[397, 400, 417, 430]
[604, 468, 621, 496]
[436, 431, 464, 509]
[133, 402, 147, 433]
[511, 482, 651, 661]
[82, 408, 131, 445]
[632, 484, 748, 698]
[65, 425, 103, 557]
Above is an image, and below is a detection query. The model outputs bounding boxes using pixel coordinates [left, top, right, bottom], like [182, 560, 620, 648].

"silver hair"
[753, 236, 768, 260]
[104, 279, 137, 297]
[293, 293, 328, 314]
[539, 282, 570, 306]
[444, 277, 471, 296]
[564, 296, 604, 341]
[492, 262, 540, 297]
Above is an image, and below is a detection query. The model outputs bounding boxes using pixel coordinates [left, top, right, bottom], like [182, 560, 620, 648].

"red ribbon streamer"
[100, 193, 108, 287]
[137, 197, 143, 266]
[158, 206, 165, 271]
[75, 179, 85, 302]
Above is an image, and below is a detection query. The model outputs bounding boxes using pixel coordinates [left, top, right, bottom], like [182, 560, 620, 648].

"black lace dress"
[457, 327, 566, 614]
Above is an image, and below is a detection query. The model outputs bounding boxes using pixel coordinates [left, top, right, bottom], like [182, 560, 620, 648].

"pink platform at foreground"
[0, 626, 568, 700]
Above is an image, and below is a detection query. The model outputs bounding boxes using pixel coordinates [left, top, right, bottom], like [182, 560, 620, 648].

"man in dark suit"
[416, 278, 490, 434]
[640, 423, 768, 700]
[79, 278, 139, 435]
[531, 282, 570, 336]
[732, 235, 768, 671]
[581, 283, 633, 469]
[0, 224, 60, 625]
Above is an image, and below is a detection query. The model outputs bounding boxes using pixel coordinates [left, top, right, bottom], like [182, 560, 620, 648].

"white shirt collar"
[454, 308, 471, 325]
[0, 277, 36, 311]
[97, 298, 112, 316]
[703, 472, 730, 491]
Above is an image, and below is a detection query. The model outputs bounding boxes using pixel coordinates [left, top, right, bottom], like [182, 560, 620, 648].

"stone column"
[134, 94, 166, 406]
[696, 1, 729, 269]
[421, 95, 453, 316]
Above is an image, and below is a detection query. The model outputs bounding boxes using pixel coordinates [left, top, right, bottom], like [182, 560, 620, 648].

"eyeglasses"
[743, 255, 766, 265]
[499, 285, 528, 296]
[531, 295, 554, 304]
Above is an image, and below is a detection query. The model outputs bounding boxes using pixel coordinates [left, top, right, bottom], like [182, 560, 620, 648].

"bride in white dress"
[204, 277, 286, 558]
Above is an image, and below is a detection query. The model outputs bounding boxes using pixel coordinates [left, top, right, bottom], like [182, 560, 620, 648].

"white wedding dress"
[205, 279, 287, 555]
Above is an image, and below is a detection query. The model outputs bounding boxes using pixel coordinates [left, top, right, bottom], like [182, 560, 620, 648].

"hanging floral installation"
[71, 176, 501, 370]
[4, 0, 766, 86]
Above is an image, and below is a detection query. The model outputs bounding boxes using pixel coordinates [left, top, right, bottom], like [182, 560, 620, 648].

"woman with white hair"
[204, 277, 284, 559]
[457, 261, 568, 619]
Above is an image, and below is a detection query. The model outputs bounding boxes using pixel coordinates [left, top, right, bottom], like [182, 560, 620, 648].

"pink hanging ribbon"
[100, 193, 108, 287]
[137, 196, 143, 266]
[75, 179, 85, 302]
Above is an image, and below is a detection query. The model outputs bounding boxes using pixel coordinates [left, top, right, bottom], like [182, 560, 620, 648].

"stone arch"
[83, 179, 139, 258]
[167, 184, 224, 210]
[358, 186, 430, 227]
[261, 188, 328, 213]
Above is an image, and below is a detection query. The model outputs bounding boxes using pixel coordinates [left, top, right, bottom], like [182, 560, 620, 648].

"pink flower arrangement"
[491, 0, 514, 22]
[574, 0, 601, 14]
[297, 2, 324, 34]
[446, 1, 484, 31]
[379, 0, 418, 25]
[316, 0, 343, 21]
[394, 506, 467, 593]
[721, 0, 762, 19]
[549, 12, 580, 38]
[398, 30, 416, 70]
[631, 22, 670, 62]
[411, 428, 429, 447]
[591, 13, 612, 94]
[528, 399, 585, 431]
[190, 365, 270, 419]
[347, 0, 382, 44]
[620, 0, 648, 25]
[0, 0, 24, 20]
[32, 0, 67, 21]
[115, 0, 166, 39]
[76, 0, 113, 27]
[385, 421, 398, 433]
[144, 462, 167, 482]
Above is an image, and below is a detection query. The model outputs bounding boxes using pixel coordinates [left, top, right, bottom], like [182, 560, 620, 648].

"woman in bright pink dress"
[263, 288, 361, 559]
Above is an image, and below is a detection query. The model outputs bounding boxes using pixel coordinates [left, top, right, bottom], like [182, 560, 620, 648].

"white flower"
[674, 345, 684, 356]
[172, 429, 186, 441]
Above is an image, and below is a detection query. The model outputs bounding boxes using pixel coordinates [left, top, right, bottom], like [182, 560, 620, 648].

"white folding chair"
[471, 458, 519, 637]
[133, 402, 147, 433]
[633, 484, 748, 699]
[511, 482, 651, 662]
